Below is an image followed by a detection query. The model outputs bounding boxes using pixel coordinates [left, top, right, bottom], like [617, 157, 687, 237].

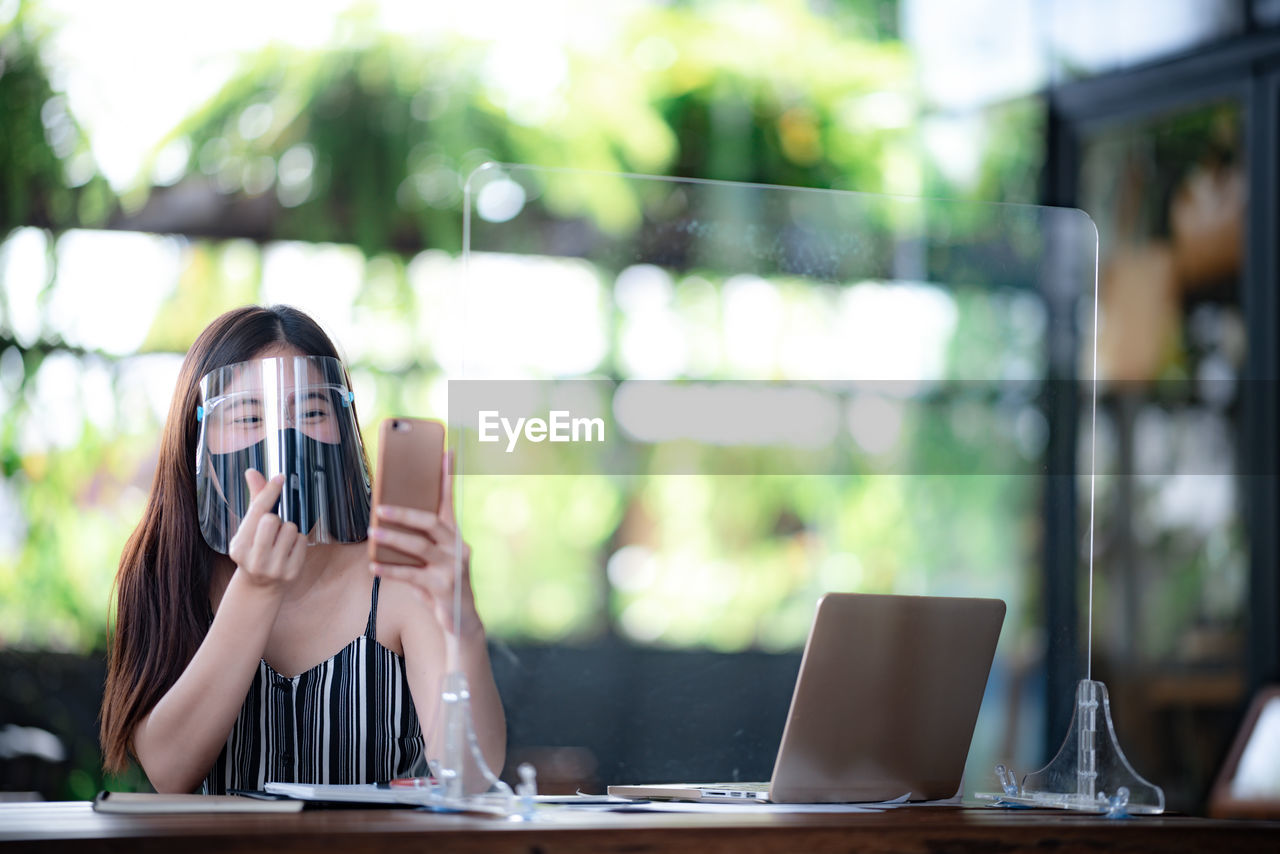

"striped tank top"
[203, 578, 425, 794]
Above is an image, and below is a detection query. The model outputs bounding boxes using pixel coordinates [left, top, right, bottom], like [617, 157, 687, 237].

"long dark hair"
[100, 305, 357, 774]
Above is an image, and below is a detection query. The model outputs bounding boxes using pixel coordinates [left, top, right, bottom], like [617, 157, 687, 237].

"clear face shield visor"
[194, 355, 371, 555]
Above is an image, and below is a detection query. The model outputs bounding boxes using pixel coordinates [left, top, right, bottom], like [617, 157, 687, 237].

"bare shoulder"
[373, 576, 417, 658]
[374, 576, 446, 663]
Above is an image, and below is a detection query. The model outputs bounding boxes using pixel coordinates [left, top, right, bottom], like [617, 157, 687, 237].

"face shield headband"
[194, 355, 372, 555]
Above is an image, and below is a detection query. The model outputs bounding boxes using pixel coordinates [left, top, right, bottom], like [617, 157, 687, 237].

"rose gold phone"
[370, 417, 445, 566]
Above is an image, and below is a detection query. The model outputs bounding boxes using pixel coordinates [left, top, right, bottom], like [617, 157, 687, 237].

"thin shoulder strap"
[365, 577, 380, 640]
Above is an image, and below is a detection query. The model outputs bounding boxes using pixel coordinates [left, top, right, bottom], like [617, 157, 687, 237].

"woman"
[99, 305, 505, 794]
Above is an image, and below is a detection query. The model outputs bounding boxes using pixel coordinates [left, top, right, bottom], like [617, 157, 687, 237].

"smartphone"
[370, 417, 446, 566]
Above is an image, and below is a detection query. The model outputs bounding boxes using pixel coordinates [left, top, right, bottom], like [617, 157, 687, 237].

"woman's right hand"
[134, 469, 308, 792]
[225, 470, 307, 591]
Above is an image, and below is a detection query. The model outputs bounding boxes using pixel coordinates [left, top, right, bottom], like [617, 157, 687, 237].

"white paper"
[607, 800, 884, 814]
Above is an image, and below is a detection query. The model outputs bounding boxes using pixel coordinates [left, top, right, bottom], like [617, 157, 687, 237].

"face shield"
[194, 355, 372, 554]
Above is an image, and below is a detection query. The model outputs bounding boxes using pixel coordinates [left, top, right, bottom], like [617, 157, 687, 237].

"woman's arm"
[369, 456, 507, 788]
[395, 570, 507, 787]
[132, 472, 306, 793]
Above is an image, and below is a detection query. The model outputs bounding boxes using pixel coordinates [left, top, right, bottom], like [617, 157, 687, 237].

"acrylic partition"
[438, 164, 1160, 813]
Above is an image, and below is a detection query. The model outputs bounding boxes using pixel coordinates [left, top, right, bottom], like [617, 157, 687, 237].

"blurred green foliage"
[0, 234, 1049, 652]
[0, 0, 1055, 655]
[1, 2, 120, 657]
[0, 2, 113, 238]
[136, 2, 914, 254]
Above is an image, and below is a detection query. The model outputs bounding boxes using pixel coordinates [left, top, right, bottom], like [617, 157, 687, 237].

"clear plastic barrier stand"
[440, 164, 1162, 816]
[998, 679, 1165, 815]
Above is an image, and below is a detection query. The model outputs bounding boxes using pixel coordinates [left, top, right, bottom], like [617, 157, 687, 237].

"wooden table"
[1, 800, 1277, 853]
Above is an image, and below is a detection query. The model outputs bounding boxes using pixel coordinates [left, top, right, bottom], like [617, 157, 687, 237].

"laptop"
[607, 592, 1005, 804]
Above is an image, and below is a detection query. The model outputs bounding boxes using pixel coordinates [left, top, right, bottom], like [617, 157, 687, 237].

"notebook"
[607, 592, 1006, 804]
[92, 791, 303, 813]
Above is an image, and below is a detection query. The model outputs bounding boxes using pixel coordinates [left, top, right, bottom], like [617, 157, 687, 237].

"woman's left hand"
[368, 453, 481, 639]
